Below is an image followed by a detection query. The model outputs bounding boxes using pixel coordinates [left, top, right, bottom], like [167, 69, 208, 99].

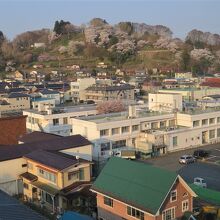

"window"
[101, 142, 111, 152]
[182, 200, 189, 212]
[79, 168, 84, 180]
[162, 207, 175, 220]
[112, 140, 126, 149]
[122, 126, 129, 133]
[183, 192, 188, 198]
[202, 119, 208, 126]
[132, 125, 139, 131]
[170, 190, 177, 202]
[23, 182, 29, 190]
[193, 120, 200, 127]
[151, 122, 158, 129]
[217, 117, 220, 123]
[63, 117, 68, 124]
[217, 128, 220, 137]
[209, 129, 215, 139]
[160, 121, 166, 128]
[53, 118, 59, 126]
[169, 120, 175, 127]
[127, 206, 144, 220]
[104, 196, 113, 207]
[38, 168, 57, 184]
[100, 129, 109, 137]
[173, 136, 177, 147]
[68, 170, 79, 180]
[22, 164, 27, 168]
[209, 118, 215, 124]
[112, 128, 120, 135]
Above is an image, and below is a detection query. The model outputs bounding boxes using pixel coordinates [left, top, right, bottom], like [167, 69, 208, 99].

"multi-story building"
[39, 89, 61, 105]
[20, 149, 92, 212]
[70, 78, 96, 103]
[23, 104, 97, 136]
[0, 93, 30, 112]
[91, 157, 196, 220]
[0, 134, 92, 196]
[148, 93, 183, 112]
[85, 84, 135, 103]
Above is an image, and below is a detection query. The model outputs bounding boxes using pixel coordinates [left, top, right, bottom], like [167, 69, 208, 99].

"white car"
[179, 155, 196, 164]
[194, 177, 207, 188]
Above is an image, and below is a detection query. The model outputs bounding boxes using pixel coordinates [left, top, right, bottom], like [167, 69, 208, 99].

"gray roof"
[0, 135, 91, 162]
[8, 92, 30, 98]
[40, 89, 60, 95]
[86, 84, 135, 92]
[0, 190, 46, 220]
[18, 131, 62, 143]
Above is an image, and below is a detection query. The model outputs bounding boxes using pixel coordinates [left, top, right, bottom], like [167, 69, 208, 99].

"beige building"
[0, 93, 30, 112]
[159, 87, 220, 101]
[70, 78, 96, 103]
[175, 72, 193, 79]
[23, 104, 97, 136]
[148, 93, 183, 112]
[85, 84, 135, 103]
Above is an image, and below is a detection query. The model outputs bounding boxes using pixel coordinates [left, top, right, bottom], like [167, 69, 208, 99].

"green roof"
[92, 157, 177, 214]
[190, 184, 220, 205]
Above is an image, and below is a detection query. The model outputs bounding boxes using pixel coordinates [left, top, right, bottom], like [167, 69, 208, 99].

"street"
[139, 143, 220, 191]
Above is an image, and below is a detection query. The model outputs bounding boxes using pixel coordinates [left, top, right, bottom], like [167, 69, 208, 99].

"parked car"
[179, 155, 196, 164]
[114, 150, 136, 160]
[194, 177, 207, 188]
[193, 149, 209, 159]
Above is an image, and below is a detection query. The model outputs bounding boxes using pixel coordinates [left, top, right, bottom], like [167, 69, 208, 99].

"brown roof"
[24, 150, 84, 171]
[0, 135, 91, 162]
[18, 131, 62, 143]
[20, 172, 38, 182]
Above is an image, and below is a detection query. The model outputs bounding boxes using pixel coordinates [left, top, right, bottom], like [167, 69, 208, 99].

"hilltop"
[0, 18, 220, 78]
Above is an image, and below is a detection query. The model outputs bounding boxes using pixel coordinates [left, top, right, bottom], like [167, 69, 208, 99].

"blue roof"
[0, 190, 46, 220]
[32, 97, 55, 102]
[59, 211, 93, 220]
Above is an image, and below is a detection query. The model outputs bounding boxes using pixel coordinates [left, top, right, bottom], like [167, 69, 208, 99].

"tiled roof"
[18, 131, 62, 143]
[0, 190, 46, 220]
[39, 89, 60, 95]
[8, 92, 30, 98]
[86, 84, 135, 92]
[0, 135, 91, 162]
[92, 157, 178, 215]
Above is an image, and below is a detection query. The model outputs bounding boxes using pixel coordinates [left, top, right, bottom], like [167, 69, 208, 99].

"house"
[0, 134, 92, 196]
[85, 84, 135, 103]
[70, 78, 96, 103]
[91, 157, 196, 220]
[20, 149, 93, 212]
[0, 92, 30, 112]
[175, 72, 193, 79]
[31, 97, 56, 110]
[39, 89, 61, 105]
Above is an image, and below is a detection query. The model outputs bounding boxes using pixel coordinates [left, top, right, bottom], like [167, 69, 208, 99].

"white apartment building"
[175, 72, 192, 79]
[148, 93, 183, 112]
[23, 104, 97, 136]
[71, 107, 175, 160]
[70, 78, 96, 103]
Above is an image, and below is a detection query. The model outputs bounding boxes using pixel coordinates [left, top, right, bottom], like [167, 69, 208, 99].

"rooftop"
[79, 110, 171, 124]
[0, 134, 91, 162]
[92, 157, 178, 215]
[0, 190, 46, 220]
[180, 107, 220, 115]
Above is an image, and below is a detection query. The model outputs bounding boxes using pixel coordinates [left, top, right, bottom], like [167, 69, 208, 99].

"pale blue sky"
[0, 0, 219, 40]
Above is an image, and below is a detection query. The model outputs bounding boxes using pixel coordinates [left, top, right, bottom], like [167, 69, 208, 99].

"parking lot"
[139, 143, 220, 191]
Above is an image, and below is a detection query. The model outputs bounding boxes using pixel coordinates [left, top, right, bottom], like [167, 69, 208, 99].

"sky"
[0, 0, 219, 40]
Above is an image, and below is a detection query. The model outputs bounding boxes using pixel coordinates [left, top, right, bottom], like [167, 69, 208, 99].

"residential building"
[91, 157, 196, 220]
[20, 149, 92, 212]
[31, 97, 56, 110]
[159, 87, 220, 101]
[85, 84, 135, 103]
[39, 89, 61, 105]
[23, 104, 97, 136]
[70, 78, 96, 103]
[0, 134, 92, 195]
[175, 72, 193, 79]
[148, 93, 183, 112]
[0, 93, 30, 112]
[0, 114, 27, 145]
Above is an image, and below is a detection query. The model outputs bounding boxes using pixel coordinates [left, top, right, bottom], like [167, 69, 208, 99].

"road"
[139, 143, 220, 191]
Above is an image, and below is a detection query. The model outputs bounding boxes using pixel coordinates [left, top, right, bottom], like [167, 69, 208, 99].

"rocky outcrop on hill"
[186, 29, 220, 46]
